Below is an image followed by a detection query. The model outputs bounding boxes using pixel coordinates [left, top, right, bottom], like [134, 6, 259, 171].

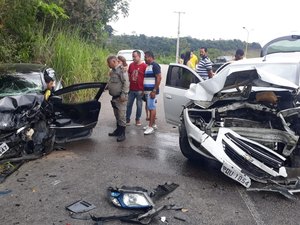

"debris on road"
[66, 200, 96, 213]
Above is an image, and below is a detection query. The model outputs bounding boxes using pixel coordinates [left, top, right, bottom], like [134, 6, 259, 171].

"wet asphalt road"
[1, 65, 300, 225]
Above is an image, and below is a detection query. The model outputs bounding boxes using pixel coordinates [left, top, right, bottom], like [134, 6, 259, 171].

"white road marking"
[237, 186, 265, 225]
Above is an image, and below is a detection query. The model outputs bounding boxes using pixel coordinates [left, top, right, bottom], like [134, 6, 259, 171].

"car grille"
[223, 133, 285, 179]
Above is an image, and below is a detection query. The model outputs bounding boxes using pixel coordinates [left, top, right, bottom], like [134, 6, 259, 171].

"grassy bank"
[33, 28, 110, 101]
[34, 29, 109, 85]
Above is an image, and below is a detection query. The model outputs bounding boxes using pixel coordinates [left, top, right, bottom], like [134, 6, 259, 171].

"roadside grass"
[33, 28, 109, 101]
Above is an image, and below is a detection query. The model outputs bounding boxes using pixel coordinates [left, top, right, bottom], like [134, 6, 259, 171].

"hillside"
[107, 34, 262, 61]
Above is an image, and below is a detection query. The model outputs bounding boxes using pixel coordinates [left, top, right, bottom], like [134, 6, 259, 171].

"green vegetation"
[0, 0, 128, 83]
[34, 28, 109, 84]
[107, 34, 261, 64]
[0, 0, 262, 99]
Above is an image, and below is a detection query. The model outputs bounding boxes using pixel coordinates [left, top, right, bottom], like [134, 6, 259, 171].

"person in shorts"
[143, 51, 161, 135]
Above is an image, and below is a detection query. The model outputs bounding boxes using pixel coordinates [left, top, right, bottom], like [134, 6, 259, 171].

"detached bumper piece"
[247, 177, 300, 200]
[91, 205, 166, 225]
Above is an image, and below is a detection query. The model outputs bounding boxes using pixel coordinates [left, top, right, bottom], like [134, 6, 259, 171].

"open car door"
[163, 64, 202, 125]
[50, 82, 106, 143]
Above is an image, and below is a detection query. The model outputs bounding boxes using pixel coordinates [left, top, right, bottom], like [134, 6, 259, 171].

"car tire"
[179, 121, 204, 161]
[179, 121, 221, 169]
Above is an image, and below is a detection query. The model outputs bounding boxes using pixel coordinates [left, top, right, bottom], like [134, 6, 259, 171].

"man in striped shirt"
[143, 51, 161, 135]
[195, 47, 214, 80]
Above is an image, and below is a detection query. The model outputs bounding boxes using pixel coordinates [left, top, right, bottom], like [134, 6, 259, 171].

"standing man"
[143, 51, 161, 135]
[195, 47, 214, 80]
[126, 50, 147, 126]
[106, 55, 129, 142]
[234, 49, 244, 61]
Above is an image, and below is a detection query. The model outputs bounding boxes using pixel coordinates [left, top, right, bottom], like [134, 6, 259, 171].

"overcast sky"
[109, 0, 299, 46]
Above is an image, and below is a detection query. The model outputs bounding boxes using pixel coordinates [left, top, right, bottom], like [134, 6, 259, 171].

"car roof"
[0, 63, 47, 74]
[117, 49, 144, 53]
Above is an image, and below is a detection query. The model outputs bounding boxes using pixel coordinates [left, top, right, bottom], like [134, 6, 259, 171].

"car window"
[261, 35, 300, 56]
[166, 66, 199, 89]
[54, 82, 106, 103]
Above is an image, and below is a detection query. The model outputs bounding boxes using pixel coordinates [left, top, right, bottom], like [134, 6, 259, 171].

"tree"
[61, 0, 129, 40]
[0, 0, 68, 62]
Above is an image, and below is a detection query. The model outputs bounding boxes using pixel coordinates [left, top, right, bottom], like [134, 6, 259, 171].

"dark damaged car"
[164, 35, 300, 199]
[0, 64, 106, 181]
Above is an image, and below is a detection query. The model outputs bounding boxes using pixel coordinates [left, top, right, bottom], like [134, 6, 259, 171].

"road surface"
[1, 65, 300, 225]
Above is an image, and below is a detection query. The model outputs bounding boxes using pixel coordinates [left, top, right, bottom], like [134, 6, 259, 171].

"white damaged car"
[164, 35, 300, 199]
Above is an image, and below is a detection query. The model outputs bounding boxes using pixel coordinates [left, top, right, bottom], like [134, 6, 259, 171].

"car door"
[50, 82, 106, 143]
[163, 63, 202, 125]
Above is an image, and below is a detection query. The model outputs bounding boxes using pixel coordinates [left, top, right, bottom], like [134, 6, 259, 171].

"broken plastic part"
[160, 216, 168, 223]
[149, 182, 179, 201]
[91, 205, 166, 225]
[247, 177, 300, 200]
[174, 215, 187, 222]
[65, 200, 96, 213]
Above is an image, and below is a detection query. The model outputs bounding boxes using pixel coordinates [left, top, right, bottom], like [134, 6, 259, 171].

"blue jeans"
[126, 91, 143, 121]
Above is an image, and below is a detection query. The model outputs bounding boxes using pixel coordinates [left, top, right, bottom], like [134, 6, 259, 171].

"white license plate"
[0, 142, 9, 157]
[221, 162, 251, 188]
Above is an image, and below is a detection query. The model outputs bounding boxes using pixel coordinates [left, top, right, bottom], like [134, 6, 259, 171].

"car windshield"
[262, 35, 300, 56]
[0, 73, 42, 97]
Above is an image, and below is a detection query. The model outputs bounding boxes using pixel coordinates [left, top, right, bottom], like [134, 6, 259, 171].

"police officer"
[106, 55, 129, 142]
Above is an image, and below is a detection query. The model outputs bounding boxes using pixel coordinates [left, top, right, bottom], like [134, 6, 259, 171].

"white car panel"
[163, 64, 202, 125]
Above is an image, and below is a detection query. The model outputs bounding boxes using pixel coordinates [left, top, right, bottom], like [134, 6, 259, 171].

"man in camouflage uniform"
[106, 55, 129, 142]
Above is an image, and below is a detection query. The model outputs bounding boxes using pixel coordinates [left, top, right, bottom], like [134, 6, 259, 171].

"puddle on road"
[155, 132, 179, 149]
[136, 146, 158, 160]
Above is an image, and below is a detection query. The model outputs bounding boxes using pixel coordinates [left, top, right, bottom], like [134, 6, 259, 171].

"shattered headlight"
[0, 113, 15, 130]
[108, 187, 154, 209]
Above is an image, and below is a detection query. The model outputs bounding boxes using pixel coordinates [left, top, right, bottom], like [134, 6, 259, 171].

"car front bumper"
[182, 108, 288, 187]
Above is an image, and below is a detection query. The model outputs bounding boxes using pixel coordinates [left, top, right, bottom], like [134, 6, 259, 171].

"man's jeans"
[126, 91, 143, 121]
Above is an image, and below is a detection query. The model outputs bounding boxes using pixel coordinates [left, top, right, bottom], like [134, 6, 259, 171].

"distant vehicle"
[212, 55, 233, 72]
[117, 49, 145, 64]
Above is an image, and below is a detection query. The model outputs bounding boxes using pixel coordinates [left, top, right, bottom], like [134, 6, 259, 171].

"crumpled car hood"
[0, 94, 44, 112]
[185, 67, 299, 102]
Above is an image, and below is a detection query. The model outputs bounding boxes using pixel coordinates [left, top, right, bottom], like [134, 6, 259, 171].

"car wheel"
[179, 121, 203, 161]
[179, 121, 221, 169]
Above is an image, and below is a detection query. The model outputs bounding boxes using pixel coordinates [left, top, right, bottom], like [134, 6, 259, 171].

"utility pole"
[243, 26, 249, 58]
[174, 11, 185, 63]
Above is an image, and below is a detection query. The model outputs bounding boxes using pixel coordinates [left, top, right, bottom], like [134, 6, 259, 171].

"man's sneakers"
[144, 126, 154, 135]
[143, 124, 157, 135]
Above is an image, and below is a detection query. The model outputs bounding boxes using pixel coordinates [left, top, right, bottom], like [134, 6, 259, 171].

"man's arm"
[206, 59, 214, 78]
[208, 69, 214, 78]
[153, 73, 161, 91]
[120, 71, 129, 99]
[150, 63, 161, 97]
